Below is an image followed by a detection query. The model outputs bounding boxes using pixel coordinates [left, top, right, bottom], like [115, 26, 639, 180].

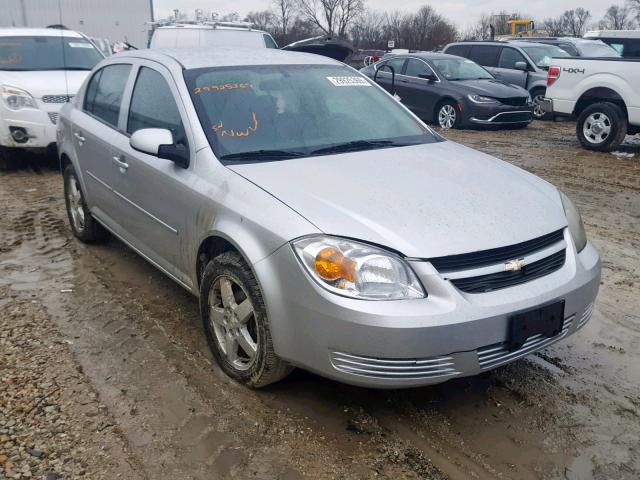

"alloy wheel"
[438, 104, 456, 129]
[532, 94, 546, 119]
[67, 176, 86, 232]
[208, 276, 258, 371]
[583, 112, 612, 145]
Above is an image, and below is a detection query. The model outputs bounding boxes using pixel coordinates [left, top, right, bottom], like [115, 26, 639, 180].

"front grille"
[330, 351, 461, 380]
[451, 249, 566, 293]
[48, 112, 60, 124]
[42, 95, 72, 104]
[477, 316, 574, 370]
[430, 229, 564, 273]
[499, 97, 529, 107]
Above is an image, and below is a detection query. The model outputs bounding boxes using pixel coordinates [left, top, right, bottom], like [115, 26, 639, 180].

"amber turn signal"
[314, 247, 356, 284]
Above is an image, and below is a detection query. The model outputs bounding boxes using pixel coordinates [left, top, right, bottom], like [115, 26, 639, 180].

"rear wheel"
[200, 252, 292, 388]
[576, 102, 627, 152]
[63, 164, 109, 243]
[437, 101, 461, 129]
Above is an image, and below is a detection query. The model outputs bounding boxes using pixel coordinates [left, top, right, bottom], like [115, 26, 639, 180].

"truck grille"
[42, 95, 72, 104]
[330, 351, 461, 380]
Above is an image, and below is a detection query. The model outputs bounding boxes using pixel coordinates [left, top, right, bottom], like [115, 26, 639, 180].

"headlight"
[291, 236, 426, 300]
[467, 94, 498, 104]
[1, 85, 38, 111]
[560, 192, 587, 252]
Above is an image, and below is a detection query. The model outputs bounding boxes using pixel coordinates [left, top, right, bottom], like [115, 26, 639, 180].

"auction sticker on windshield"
[326, 76, 371, 87]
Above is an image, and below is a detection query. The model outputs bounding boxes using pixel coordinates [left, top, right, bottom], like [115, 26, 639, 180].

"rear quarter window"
[469, 45, 500, 67]
[445, 44, 471, 58]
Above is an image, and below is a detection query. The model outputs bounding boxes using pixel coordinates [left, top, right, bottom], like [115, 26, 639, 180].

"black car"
[361, 53, 533, 129]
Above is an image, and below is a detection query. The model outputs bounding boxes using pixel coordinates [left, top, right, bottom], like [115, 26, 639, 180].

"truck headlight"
[1, 85, 38, 111]
[560, 192, 587, 252]
[468, 94, 499, 104]
[292, 236, 426, 300]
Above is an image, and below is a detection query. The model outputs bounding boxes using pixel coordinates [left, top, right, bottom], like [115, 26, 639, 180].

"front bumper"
[254, 230, 600, 388]
[465, 101, 533, 126]
[0, 100, 62, 150]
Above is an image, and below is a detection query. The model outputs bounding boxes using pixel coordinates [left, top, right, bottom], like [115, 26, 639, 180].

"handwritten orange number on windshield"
[212, 112, 259, 138]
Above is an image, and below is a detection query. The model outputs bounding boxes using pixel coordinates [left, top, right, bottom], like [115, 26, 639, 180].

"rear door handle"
[73, 132, 85, 144]
[112, 154, 129, 172]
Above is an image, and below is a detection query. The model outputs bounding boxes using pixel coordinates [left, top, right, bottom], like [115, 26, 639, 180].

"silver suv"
[57, 48, 600, 388]
[443, 41, 571, 119]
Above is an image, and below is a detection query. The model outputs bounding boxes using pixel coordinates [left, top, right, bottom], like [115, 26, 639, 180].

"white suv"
[149, 23, 278, 50]
[0, 28, 103, 169]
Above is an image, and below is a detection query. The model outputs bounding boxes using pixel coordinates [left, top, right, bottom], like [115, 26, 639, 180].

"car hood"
[0, 70, 90, 98]
[228, 141, 567, 258]
[454, 79, 529, 99]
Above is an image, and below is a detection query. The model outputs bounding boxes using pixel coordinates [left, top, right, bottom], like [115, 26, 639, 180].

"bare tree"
[244, 10, 277, 32]
[628, 0, 640, 22]
[272, 0, 296, 42]
[562, 8, 591, 36]
[543, 16, 567, 36]
[599, 4, 636, 29]
[299, 0, 365, 37]
[350, 10, 386, 48]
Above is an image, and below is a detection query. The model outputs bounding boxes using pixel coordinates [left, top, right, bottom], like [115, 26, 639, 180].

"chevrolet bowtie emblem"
[505, 259, 526, 272]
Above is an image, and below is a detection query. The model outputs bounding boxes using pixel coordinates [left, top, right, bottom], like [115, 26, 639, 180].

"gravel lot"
[1, 120, 638, 479]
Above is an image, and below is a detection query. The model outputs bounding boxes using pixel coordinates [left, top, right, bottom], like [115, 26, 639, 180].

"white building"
[0, 0, 154, 48]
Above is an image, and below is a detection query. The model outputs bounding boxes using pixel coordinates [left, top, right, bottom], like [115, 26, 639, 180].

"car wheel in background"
[531, 91, 551, 120]
[200, 252, 293, 388]
[437, 101, 460, 129]
[576, 102, 628, 152]
[63, 164, 109, 243]
[0, 147, 20, 171]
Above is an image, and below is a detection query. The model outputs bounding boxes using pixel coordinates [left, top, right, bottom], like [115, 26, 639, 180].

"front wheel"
[200, 252, 292, 388]
[531, 91, 551, 120]
[576, 102, 628, 152]
[437, 101, 461, 129]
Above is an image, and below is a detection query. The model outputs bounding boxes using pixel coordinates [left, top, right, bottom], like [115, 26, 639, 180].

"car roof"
[388, 52, 465, 61]
[0, 27, 83, 38]
[113, 47, 341, 70]
[448, 40, 557, 49]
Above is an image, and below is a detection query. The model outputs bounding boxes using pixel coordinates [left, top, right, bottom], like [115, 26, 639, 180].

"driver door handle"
[73, 132, 85, 144]
[112, 154, 129, 171]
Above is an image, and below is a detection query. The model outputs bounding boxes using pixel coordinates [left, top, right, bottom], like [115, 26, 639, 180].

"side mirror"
[514, 61, 528, 71]
[130, 128, 189, 168]
[418, 72, 437, 82]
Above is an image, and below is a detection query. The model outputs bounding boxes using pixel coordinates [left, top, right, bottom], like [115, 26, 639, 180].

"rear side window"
[263, 34, 278, 49]
[84, 64, 131, 127]
[127, 67, 187, 146]
[498, 47, 528, 69]
[445, 44, 470, 58]
[378, 57, 406, 75]
[469, 45, 499, 67]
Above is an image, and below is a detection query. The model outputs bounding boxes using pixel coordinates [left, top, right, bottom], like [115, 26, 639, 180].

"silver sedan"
[57, 48, 601, 388]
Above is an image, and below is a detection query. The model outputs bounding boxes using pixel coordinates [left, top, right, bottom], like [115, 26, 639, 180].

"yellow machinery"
[508, 19, 535, 37]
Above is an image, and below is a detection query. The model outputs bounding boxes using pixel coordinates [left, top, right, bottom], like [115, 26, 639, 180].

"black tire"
[436, 100, 461, 129]
[200, 252, 292, 388]
[531, 89, 551, 121]
[63, 164, 109, 243]
[0, 147, 20, 171]
[576, 102, 628, 152]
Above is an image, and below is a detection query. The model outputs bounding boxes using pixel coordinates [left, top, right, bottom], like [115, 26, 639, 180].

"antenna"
[57, 0, 70, 102]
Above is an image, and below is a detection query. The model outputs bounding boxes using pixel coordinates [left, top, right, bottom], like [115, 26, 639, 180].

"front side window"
[498, 47, 528, 70]
[127, 67, 186, 146]
[521, 45, 570, 69]
[0, 36, 102, 71]
[185, 64, 438, 161]
[432, 58, 493, 80]
[404, 59, 432, 78]
[84, 64, 131, 127]
[263, 34, 278, 49]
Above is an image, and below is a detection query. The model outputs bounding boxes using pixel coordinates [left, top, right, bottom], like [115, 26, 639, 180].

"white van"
[149, 23, 278, 50]
[0, 28, 104, 169]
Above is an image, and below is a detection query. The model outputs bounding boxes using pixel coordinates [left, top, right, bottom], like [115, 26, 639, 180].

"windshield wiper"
[220, 149, 307, 161]
[310, 139, 416, 155]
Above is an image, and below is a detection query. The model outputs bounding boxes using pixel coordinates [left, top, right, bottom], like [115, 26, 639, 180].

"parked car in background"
[149, 22, 278, 49]
[506, 37, 620, 58]
[542, 57, 640, 151]
[361, 53, 533, 129]
[443, 40, 570, 119]
[0, 27, 104, 170]
[57, 47, 599, 389]
[584, 30, 640, 58]
[281, 36, 355, 63]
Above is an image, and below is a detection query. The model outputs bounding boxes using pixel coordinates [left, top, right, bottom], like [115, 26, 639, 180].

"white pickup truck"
[542, 58, 640, 151]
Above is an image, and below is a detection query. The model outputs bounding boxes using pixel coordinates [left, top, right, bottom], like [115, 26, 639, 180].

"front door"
[495, 47, 529, 89]
[399, 58, 441, 119]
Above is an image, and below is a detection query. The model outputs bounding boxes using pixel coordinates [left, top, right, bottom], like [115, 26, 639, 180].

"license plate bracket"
[508, 300, 565, 351]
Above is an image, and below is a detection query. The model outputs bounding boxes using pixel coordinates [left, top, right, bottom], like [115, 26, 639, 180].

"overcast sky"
[153, 0, 616, 31]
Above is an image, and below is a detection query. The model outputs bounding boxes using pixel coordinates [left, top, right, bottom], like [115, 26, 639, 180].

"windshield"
[521, 45, 570, 70]
[0, 36, 102, 71]
[431, 58, 493, 81]
[577, 41, 620, 57]
[185, 64, 438, 162]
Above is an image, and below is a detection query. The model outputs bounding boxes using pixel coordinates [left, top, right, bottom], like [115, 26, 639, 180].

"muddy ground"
[0, 120, 638, 480]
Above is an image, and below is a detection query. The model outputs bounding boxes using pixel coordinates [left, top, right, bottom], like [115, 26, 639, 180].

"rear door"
[468, 45, 500, 76]
[495, 46, 530, 88]
[109, 62, 195, 284]
[73, 63, 132, 227]
[399, 58, 441, 119]
[374, 56, 407, 95]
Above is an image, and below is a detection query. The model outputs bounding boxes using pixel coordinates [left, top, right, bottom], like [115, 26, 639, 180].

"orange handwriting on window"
[195, 82, 252, 95]
[212, 112, 259, 138]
